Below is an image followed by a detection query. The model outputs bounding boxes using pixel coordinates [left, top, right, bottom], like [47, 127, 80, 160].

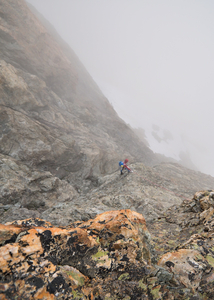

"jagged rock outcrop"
[0, 153, 77, 224]
[148, 190, 214, 266]
[1, 201, 214, 299]
[0, 0, 157, 190]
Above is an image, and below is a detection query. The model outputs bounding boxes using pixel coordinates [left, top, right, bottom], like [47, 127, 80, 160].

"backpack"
[119, 161, 124, 167]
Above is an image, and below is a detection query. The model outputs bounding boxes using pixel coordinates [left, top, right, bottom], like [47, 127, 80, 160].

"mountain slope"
[0, 0, 157, 190]
[1, 0, 214, 230]
[2, 3, 214, 298]
[1, 153, 214, 226]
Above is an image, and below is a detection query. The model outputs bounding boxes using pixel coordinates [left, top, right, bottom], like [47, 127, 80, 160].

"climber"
[119, 159, 132, 175]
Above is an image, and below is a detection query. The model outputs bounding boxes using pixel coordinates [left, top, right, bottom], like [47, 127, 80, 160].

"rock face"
[1, 156, 214, 226]
[1, 201, 214, 300]
[0, 0, 157, 189]
[0, 153, 77, 224]
[34, 163, 214, 225]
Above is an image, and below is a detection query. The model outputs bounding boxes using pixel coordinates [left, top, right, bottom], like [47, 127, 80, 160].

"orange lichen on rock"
[2, 206, 214, 299]
[34, 287, 55, 300]
[0, 210, 153, 299]
[77, 209, 149, 244]
[66, 227, 99, 248]
[0, 244, 20, 272]
[80, 209, 147, 230]
[0, 224, 23, 245]
[21, 228, 44, 255]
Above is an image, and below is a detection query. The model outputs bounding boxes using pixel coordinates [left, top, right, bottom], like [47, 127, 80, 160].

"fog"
[27, 0, 214, 176]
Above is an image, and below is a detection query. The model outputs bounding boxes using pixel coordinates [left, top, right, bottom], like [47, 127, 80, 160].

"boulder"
[0, 210, 153, 299]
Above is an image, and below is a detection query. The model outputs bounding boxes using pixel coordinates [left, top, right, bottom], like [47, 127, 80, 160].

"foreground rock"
[1, 205, 214, 299]
[147, 190, 214, 299]
[0, 210, 152, 299]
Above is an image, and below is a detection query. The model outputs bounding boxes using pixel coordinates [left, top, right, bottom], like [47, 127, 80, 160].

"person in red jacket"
[121, 159, 132, 175]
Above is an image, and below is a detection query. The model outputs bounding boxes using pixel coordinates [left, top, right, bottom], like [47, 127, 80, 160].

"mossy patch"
[71, 290, 84, 299]
[167, 239, 176, 246]
[195, 253, 203, 261]
[150, 285, 161, 299]
[138, 279, 147, 291]
[92, 250, 109, 260]
[59, 266, 85, 287]
[118, 273, 130, 281]
[206, 255, 214, 267]
[66, 271, 85, 286]
[147, 277, 157, 286]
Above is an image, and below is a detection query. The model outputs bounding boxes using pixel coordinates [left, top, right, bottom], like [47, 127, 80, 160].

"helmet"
[124, 159, 129, 163]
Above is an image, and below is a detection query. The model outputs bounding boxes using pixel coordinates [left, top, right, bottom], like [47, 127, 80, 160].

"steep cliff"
[0, 0, 157, 190]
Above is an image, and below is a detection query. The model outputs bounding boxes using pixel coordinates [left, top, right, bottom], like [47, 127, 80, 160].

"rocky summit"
[1, 0, 214, 299]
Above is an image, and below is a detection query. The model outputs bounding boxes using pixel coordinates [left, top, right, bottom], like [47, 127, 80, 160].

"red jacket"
[123, 161, 131, 171]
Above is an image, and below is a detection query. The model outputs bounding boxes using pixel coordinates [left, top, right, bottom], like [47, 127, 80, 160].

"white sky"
[26, 0, 214, 176]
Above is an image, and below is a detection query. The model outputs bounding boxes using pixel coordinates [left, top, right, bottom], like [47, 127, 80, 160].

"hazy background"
[26, 0, 214, 176]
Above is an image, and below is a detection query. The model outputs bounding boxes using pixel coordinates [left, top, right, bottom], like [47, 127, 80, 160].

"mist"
[26, 0, 214, 176]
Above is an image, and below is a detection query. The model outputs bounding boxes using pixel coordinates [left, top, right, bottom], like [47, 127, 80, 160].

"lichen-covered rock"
[158, 249, 208, 290]
[145, 190, 214, 299]
[0, 210, 154, 299]
[2, 205, 214, 299]
[0, 224, 23, 246]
